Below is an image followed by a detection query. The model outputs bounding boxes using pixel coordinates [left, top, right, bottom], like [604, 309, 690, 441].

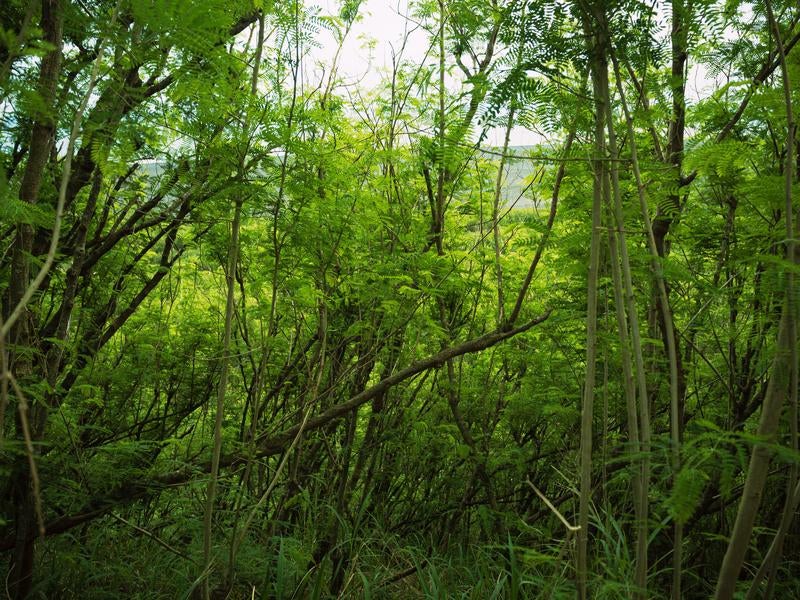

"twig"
[377, 560, 426, 588]
[111, 512, 195, 563]
[527, 478, 580, 532]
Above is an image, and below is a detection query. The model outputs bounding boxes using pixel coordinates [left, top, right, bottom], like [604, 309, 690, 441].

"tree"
[1, 1, 799, 598]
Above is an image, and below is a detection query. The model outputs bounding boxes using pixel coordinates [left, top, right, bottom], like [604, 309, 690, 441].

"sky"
[313, 0, 427, 88]
[310, 0, 542, 146]
[306, 0, 738, 147]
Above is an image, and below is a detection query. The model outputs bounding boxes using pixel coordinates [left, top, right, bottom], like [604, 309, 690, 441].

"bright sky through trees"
[311, 0, 742, 145]
[312, 0, 546, 145]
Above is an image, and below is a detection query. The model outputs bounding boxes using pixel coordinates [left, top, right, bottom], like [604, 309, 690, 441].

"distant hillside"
[136, 146, 547, 209]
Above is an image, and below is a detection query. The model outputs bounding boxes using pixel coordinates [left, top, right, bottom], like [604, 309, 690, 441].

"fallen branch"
[527, 479, 580, 533]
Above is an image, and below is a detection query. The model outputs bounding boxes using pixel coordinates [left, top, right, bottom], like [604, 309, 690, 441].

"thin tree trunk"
[433, 0, 446, 255]
[713, 306, 794, 600]
[202, 198, 242, 600]
[761, 5, 799, 596]
[6, 2, 64, 597]
[577, 6, 607, 596]
[715, 2, 797, 597]
[655, 0, 688, 259]
[610, 50, 683, 600]
[602, 65, 651, 598]
[491, 106, 516, 325]
[745, 480, 800, 600]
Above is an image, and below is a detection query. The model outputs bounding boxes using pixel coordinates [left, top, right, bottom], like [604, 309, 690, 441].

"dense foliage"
[1, 0, 798, 598]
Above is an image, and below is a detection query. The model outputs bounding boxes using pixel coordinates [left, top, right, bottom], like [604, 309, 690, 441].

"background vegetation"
[1, 0, 798, 598]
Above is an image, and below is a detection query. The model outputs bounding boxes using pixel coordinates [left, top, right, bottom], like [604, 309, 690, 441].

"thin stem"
[577, 10, 606, 596]
[610, 48, 680, 598]
[202, 199, 242, 600]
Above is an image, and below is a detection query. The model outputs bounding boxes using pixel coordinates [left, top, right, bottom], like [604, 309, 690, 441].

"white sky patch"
[308, 0, 426, 90]
[305, 1, 754, 147]
[309, 0, 542, 146]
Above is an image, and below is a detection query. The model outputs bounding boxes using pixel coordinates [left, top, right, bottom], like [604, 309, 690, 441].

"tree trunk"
[577, 5, 607, 596]
[5, 2, 64, 598]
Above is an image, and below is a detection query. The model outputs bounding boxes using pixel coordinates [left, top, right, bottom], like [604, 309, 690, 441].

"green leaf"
[0, 198, 55, 227]
[668, 467, 708, 525]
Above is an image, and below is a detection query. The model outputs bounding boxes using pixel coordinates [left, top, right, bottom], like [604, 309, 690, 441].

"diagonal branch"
[0, 311, 551, 552]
